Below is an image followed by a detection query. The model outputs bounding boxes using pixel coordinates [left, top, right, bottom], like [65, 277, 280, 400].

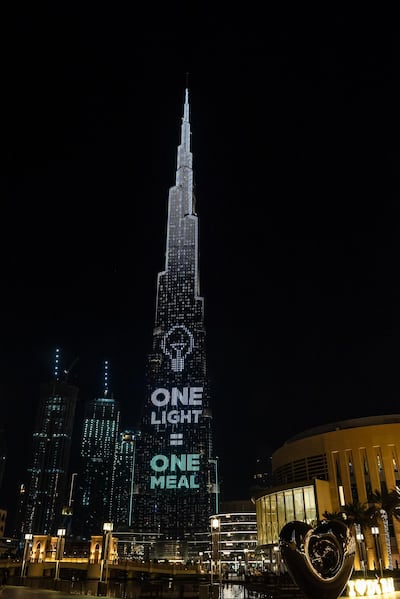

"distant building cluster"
[12, 368, 140, 541]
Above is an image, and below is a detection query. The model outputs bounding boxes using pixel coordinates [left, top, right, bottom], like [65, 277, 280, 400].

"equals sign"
[170, 433, 183, 446]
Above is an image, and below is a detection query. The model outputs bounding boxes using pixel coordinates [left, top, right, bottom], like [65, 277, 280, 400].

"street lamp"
[199, 551, 204, 572]
[211, 517, 221, 591]
[273, 545, 280, 574]
[243, 548, 249, 575]
[371, 526, 383, 578]
[100, 522, 114, 585]
[54, 528, 66, 580]
[21, 533, 33, 579]
[356, 531, 366, 576]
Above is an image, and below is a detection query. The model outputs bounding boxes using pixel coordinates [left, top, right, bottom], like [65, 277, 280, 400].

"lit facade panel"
[255, 484, 319, 548]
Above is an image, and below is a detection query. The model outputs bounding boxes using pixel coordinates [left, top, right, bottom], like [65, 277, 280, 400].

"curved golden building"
[253, 415, 400, 574]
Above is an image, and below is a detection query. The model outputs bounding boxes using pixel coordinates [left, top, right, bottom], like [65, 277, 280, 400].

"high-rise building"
[111, 428, 140, 530]
[74, 361, 120, 539]
[22, 349, 79, 536]
[132, 88, 217, 559]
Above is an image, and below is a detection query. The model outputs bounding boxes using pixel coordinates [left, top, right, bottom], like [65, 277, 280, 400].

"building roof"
[284, 414, 400, 444]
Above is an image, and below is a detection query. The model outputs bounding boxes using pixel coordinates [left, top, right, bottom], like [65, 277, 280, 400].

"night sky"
[2, 8, 399, 524]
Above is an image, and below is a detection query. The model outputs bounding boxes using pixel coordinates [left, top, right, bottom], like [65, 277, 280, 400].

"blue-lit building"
[132, 89, 217, 559]
[111, 428, 140, 530]
[74, 361, 120, 539]
[22, 349, 79, 536]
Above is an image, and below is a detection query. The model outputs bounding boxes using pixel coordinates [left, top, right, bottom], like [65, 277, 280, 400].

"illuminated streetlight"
[356, 531, 366, 576]
[21, 533, 33, 579]
[54, 528, 66, 581]
[199, 551, 204, 572]
[273, 545, 280, 574]
[210, 517, 221, 593]
[371, 526, 383, 578]
[100, 522, 114, 585]
[243, 548, 249, 575]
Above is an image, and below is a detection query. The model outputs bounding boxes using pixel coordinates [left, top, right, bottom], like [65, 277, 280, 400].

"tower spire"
[54, 347, 60, 380]
[103, 359, 109, 397]
[175, 87, 193, 215]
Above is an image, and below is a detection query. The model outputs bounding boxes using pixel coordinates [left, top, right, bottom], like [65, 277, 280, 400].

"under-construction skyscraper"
[132, 89, 217, 558]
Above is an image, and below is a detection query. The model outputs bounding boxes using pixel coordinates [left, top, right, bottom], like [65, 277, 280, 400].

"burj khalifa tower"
[132, 89, 218, 559]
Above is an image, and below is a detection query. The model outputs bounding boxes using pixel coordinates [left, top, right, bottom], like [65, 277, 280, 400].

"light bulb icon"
[161, 324, 194, 372]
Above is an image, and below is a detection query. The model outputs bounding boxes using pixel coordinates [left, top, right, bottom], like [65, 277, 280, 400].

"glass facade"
[132, 89, 216, 554]
[256, 484, 317, 547]
[23, 378, 78, 536]
[208, 512, 259, 574]
[111, 429, 140, 529]
[75, 395, 120, 538]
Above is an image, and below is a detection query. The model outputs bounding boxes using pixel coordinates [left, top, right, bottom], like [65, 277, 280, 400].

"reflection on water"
[0, 583, 248, 599]
[3, 584, 400, 599]
[0, 586, 87, 599]
[221, 583, 245, 599]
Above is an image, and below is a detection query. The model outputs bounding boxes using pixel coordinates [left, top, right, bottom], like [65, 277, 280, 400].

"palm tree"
[368, 487, 400, 571]
[322, 501, 376, 573]
[321, 510, 346, 522]
[342, 501, 376, 528]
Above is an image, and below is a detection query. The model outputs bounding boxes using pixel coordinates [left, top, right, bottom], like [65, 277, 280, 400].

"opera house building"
[253, 415, 400, 575]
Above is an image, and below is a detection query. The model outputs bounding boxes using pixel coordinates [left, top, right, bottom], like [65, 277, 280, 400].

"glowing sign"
[347, 577, 395, 596]
[161, 325, 194, 372]
[150, 454, 200, 471]
[151, 387, 203, 406]
[148, 385, 204, 490]
[151, 410, 202, 424]
[150, 387, 203, 426]
[150, 453, 200, 489]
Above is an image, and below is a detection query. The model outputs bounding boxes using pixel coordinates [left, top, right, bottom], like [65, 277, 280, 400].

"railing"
[0, 556, 201, 576]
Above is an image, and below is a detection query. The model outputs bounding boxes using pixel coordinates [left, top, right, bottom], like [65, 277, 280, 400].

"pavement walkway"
[3, 583, 400, 599]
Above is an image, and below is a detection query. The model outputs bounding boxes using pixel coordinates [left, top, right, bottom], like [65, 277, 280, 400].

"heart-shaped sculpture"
[279, 519, 355, 599]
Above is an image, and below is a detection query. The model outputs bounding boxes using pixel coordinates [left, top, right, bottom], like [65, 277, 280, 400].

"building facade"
[22, 349, 79, 536]
[209, 500, 259, 576]
[111, 428, 140, 530]
[254, 415, 400, 574]
[74, 361, 120, 539]
[132, 89, 217, 558]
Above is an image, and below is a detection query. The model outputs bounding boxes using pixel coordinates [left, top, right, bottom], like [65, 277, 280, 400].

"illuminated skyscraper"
[111, 428, 140, 529]
[74, 361, 120, 538]
[22, 349, 79, 536]
[132, 89, 217, 558]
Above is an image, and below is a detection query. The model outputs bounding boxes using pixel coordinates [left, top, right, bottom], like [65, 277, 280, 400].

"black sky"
[2, 8, 400, 519]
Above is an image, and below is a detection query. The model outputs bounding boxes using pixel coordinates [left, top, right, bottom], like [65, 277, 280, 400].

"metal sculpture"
[279, 519, 355, 599]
